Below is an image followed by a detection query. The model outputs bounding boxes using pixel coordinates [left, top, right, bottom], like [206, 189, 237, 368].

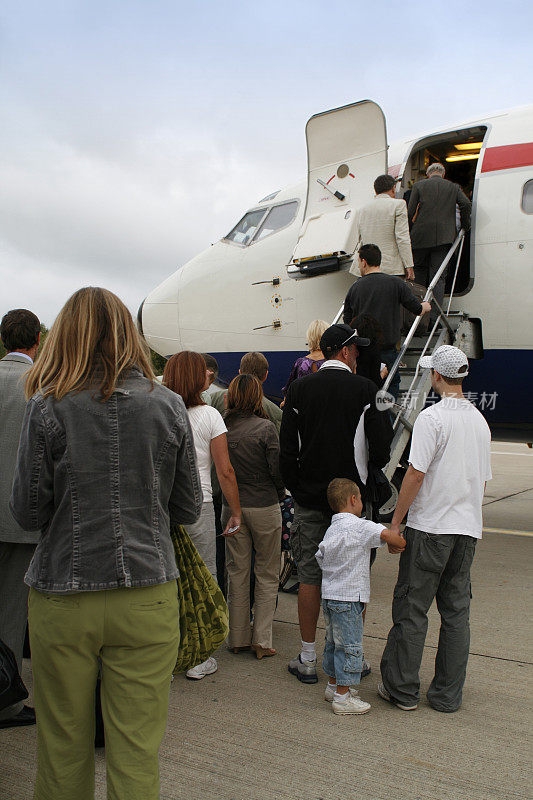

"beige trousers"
[222, 504, 282, 649]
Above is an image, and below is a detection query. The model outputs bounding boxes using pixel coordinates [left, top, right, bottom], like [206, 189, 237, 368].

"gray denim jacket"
[10, 369, 202, 593]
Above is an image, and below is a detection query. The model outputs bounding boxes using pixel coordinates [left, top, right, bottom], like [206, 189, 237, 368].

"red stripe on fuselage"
[481, 143, 533, 173]
[389, 143, 532, 179]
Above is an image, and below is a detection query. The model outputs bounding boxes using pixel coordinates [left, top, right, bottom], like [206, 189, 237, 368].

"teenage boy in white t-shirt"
[315, 479, 406, 715]
[379, 345, 491, 713]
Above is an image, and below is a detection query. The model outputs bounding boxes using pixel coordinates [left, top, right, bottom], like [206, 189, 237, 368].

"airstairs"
[333, 229, 469, 497]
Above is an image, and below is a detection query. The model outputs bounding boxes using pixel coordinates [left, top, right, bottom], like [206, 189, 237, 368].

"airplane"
[138, 100, 533, 444]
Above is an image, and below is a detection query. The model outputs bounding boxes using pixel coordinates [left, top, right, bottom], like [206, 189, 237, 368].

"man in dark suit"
[0, 308, 40, 729]
[408, 163, 471, 324]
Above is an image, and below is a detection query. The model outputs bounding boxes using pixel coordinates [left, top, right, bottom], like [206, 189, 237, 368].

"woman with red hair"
[163, 351, 241, 680]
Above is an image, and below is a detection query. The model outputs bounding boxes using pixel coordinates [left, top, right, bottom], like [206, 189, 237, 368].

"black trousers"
[413, 244, 451, 323]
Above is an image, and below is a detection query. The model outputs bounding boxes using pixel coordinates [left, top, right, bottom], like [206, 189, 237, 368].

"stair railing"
[381, 229, 465, 399]
[331, 229, 466, 433]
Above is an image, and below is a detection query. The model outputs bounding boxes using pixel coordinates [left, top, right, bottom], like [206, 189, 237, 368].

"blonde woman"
[281, 319, 329, 400]
[10, 287, 202, 800]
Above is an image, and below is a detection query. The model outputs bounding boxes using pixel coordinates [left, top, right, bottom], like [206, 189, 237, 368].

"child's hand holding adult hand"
[385, 526, 406, 554]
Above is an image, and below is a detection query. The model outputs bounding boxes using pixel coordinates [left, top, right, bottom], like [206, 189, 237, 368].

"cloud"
[0, 120, 302, 325]
[1, 0, 531, 327]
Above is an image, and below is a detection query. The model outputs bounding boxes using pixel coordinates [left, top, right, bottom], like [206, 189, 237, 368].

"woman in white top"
[163, 351, 241, 679]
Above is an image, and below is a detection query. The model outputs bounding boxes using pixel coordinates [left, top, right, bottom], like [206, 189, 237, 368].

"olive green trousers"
[28, 581, 179, 800]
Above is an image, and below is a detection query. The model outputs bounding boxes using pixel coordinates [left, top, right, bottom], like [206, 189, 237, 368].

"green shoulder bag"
[171, 525, 229, 673]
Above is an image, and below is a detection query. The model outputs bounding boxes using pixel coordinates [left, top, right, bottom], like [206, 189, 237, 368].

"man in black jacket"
[408, 163, 471, 324]
[343, 244, 431, 399]
[280, 324, 392, 684]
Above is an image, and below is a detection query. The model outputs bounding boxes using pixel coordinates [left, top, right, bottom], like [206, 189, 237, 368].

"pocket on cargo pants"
[343, 644, 363, 674]
[415, 532, 452, 574]
[390, 582, 410, 625]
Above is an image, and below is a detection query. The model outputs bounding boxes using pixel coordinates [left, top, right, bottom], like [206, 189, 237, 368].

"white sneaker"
[332, 693, 371, 715]
[324, 684, 360, 702]
[186, 657, 218, 680]
[377, 681, 418, 711]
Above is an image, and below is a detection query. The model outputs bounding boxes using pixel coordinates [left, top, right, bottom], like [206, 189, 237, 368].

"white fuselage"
[140, 103, 533, 440]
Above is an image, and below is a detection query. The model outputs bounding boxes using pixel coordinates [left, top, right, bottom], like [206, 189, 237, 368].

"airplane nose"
[137, 299, 145, 336]
[140, 269, 182, 356]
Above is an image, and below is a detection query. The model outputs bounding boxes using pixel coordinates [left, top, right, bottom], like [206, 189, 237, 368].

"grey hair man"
[426, 162, 445, 177]
[408, 163, 471, 324]
[378, 345, 491, 713]
[0, 308, 41, 729]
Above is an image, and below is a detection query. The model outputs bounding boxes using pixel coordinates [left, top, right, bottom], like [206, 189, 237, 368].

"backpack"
[0, 639, 28, 712]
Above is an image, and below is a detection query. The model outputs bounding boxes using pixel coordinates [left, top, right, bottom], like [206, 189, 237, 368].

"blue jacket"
[10, 368, 202, 593]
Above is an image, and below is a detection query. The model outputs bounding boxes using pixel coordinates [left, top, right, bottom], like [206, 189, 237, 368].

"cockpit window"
[254, 201, 298, 241]
[522, 180, 533, 214]
[224, 209, 268, 245]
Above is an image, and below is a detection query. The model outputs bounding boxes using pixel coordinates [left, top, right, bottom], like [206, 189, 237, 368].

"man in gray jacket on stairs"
[0, 308, 40, 729]
[408, 163, 471, 324]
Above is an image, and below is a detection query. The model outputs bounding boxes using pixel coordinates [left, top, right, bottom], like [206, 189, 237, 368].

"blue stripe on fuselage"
[210, 348, 533, 441]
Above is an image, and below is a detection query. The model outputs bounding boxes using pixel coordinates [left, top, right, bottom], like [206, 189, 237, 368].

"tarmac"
[1, 442, 532, 800]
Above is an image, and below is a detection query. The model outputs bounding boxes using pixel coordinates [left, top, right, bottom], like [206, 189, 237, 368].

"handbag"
[280, 495, 295, 552]
[279, 496, 299, 593]
[171, 525, 229, 673]
[0, 638, 28, 712]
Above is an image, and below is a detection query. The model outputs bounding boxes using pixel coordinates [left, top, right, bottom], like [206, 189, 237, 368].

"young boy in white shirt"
[315, 478, 406, 715]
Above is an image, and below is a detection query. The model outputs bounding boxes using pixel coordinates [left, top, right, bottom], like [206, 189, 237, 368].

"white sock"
[333, 691, 349, 702]
[300, 640, 316, 662]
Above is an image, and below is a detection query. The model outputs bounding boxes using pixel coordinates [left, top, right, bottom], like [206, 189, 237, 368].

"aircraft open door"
[289, 100, 387, 277]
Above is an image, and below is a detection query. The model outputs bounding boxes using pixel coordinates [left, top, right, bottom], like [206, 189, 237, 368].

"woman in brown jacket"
[222, 374, 285, 659]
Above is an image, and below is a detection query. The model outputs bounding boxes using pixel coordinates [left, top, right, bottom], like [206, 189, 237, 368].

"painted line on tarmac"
[482, 486, 533, 506]
[274, 618, 533, 665]
[491, 451, 533, 456]
[483, 526, 533, 537]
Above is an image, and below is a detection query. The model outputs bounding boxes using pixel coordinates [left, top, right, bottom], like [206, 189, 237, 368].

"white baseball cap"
[419, 345, 469, 378]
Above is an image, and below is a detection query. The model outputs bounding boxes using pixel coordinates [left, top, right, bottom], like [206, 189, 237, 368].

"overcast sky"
[1, 0, 531, 326]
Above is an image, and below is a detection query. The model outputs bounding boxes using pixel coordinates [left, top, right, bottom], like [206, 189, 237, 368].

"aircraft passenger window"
[224, 209, 267, 245]
[521, 180, 533, 214]
[254, 201, 298, 242]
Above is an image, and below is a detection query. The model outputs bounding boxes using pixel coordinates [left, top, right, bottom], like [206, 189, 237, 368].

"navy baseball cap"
[320, 324, 370, 357]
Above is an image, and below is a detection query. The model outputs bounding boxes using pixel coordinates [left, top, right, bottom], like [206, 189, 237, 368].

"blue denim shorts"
[322, 599, 364, 686]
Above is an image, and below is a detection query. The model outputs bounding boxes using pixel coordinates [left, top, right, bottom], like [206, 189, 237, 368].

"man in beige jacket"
[350, 174, 414, 279]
